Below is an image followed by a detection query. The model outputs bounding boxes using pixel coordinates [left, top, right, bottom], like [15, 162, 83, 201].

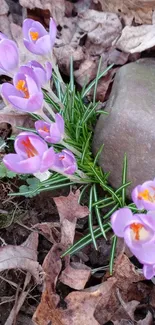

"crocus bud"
[26, 60, 52, 87]
[23, 18, 57, 55]
[0, 34, 19, 74]
[35, 114, 64, 143]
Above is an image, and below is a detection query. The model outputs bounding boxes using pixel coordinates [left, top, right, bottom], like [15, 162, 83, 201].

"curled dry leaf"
[19, 0, 65, 24]
[53, 190, 89, 247]
[0, 232, 42, 283]
[33, 277, 117, 325]
[94, 0, 155, 24]
[59, 262, 91, 290]
[116, 25, 155, 53]
[0, 105, 33, 135]
[33, 222, 61, 244]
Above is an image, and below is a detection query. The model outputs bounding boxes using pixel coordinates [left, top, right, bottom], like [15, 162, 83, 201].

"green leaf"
[6, 170, 16, 179]
[0, 164, 7, 178]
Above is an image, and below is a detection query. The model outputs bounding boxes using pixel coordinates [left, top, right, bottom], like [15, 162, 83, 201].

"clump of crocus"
[132, 180, 155, 211]
[3, 132, 55, 174]
[35, 113, 64, 143]
[0, 33, 19, 75]
[111, 207, 155, 279]
[1, 69, 43, 112]
[23, 18, 57, 55]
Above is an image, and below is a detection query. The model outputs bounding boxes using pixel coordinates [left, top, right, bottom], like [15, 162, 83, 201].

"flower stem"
[37, 109, 52, 123]
[43, 101, 56, 119]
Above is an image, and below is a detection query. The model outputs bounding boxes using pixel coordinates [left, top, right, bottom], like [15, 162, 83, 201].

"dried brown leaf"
[59, 262, 91, 290]
[33, 277, 117, 325]
[0, 105, 33, 135]
[94, 0, 155, 24]
[0, 232, 42, 283]
[116, 25, 155, 53]
[53, 190, 89, 246]
[19, 0, 65, 24]
[33, 222, 61, 244]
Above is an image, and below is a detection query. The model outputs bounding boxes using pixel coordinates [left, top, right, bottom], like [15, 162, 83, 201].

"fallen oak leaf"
[0, 232, 42, 283]
[53, 190, 89, 246]
[59, 262, 91, 290]
[33, 222, 61, 244]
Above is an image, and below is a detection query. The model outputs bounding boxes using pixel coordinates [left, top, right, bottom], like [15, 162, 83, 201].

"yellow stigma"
[16, 80, 29, 98]
[30, 31, 39, 41]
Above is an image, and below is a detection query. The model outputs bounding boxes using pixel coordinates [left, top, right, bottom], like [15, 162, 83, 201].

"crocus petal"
[27, 92, 43, 112]
[143, 264, 155, 279]
[111, 207, 133, 237]
[1, 83, 22, 103]
[35, 35, 52, 55]
[26, 74, 39, 96]
[17, 66, 39, 87]
[24, 39, 41, 55]
[55, 113, 64, 134]
[0, 33, 8, 40]
[8, 95, 28, 111]
[23, 19, 34, 40]
[45, 61, 52, 80]
[130, 241, 155, 265]
[0, 40, 19, 71]
[3, 153, 41, 174]
[40, 147, 56, 172]
[30, 21, 48, 37]
[139, 211, 155, 231]
[131, 185, 145, 210]
[14, 132, 48, 157]
[49, 18, 57, 47]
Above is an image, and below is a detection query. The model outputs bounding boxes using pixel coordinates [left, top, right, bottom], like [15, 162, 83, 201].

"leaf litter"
[1, 0, 155, 323]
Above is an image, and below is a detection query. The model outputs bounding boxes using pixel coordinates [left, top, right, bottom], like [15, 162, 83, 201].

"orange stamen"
[130, 223, 143, 240]
[138, 189, 150, 201]
[16, 80, 29, 98]
[39, 126, 49, 133]
[22, 138, 38, 158]
[30, 31, 39, 41]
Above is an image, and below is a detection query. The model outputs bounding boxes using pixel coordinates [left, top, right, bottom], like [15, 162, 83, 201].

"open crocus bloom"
[0, 33, 19, 74]
[23, 18, 57, 55]
[35, 113, 64, 144]
[111, 208, 155, 266]
[132, 180, 155, 211]
[3, 132, 55, 174]
[53, 149, 77, 175]
[1, 70, 43, 112]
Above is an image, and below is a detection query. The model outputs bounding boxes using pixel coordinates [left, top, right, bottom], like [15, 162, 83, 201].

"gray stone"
[93, 59, 155, 196]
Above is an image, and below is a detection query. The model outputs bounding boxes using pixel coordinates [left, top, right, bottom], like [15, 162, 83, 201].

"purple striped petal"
[1, 83, 22, 103]
[130, 241, 155, 265]
[26, 92, 43, 112]
[35, 120, 51, 139]
[23, 19, 34, 40]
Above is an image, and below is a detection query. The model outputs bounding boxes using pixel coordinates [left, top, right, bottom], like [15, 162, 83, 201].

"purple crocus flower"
[1, 70, 43, 112]
[111, 207, 155, 265]
[23, 18, 57, 55]
[0, 33, 19, 74]
[3, 132, 56, 174]
[19, 60, 52, 88]
[53, 149, 77, 175]
[132, 180, 155, 211]
[35, 114, 64, 144]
